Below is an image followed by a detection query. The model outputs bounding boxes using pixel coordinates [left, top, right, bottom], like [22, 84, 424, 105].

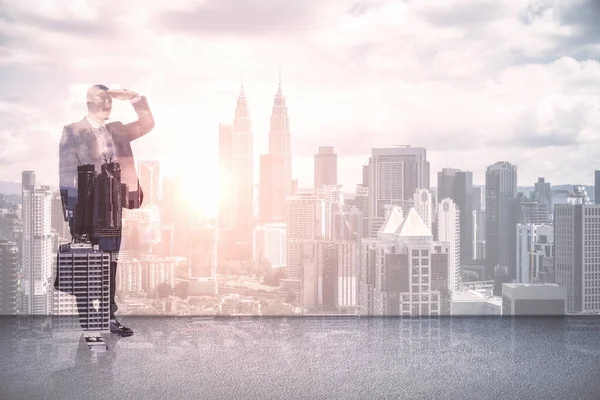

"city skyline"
[3, 1, 600, 395]
[2, 0, 600, 208]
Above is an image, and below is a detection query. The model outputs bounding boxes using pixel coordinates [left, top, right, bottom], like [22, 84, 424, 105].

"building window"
[412, 249, 420, 257]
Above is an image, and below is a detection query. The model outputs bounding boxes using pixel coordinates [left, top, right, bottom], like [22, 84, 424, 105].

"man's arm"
[58, 126, 78, 223]
[121, 96, 155, 142]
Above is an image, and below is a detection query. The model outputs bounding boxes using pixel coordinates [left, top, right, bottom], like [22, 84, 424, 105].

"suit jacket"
[59, 96, 155, 226]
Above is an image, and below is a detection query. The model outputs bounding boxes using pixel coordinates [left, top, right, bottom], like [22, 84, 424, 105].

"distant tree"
[461, 270, 479, 282]
[285, 290, 296, 303]
[263, 267, 287, 287]
[156, 282, 173, 299]
[174, 281, 189, 299]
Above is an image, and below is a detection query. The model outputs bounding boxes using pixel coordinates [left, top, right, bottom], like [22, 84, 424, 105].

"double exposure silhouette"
[55, 85, 154, 339]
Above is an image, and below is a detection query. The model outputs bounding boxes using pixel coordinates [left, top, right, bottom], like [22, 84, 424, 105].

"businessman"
[59, 84, 154, 336]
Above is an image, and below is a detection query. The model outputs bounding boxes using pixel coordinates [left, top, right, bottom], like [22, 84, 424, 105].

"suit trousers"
[76, 234, 121, 329]
[75, 260, 118, 329]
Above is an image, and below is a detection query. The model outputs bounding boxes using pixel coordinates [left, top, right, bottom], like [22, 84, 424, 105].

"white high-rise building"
[437, 198, 461, 291]
[314, 146, 337, 189]
[413, 189, 434, 232]
[300, 240, 359, 313]
[117, 258, 143, 293]
[359, 207, 450, 316]
[355, 185, 369, 238]
[138, 159, 160, 207]
[516, 224, 553, 284]
[555, 203, 600, 313]
[332, 204, 362, 242]
[21, 184, 53, 315]
[253, 223, 287, 268]
[54, 243, 110, 331]
[337, 241, 358, 310]
[0, 238, 19, 315]
[286, 194, 325, 280]
[367, 147, 430, 237]
[140, 255, 177, 290]
[188, 225, 217, 279]
[316, 184, 344, 240]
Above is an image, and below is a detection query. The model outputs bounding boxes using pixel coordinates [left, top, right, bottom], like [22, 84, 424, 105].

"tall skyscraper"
[315, 184, 344, 240]
[21, 182, 52, 315]
[300, 240, 358, 314]
[218, 123, 233, 231]
[253, 223, 286, 268]
[533, 177, 552, 214]
[0, 239, 19, 315]
[258, 154, 286, 224]
[51, 191, 69, 240]
[93, 162, 125, 253]
[485, 161, 517, 279]
[473, 186, 486, 260]
[437, 169, 474, 263]
[367, 147, 430, 236]
[314, 146, 338, 190]
[437, 168, 460, 202]
[453, 171, 474, 262]
[21, 171, 35, 191]
[508, 197, 549, 279]
[555, 203, 600, 313]
[516, 223, 553, 284]
[320, 242, 338, 311]
[331, 204, 362, 243]
[0, 198, 21, 243]
[161, 175, 186, 226]
[188, 224, 217, 280]
[355, 185, 370, 238]
[336, 241, 359, 311]
[138, 160, 160, 207]
[268, 80, 292, 198]
[219, 87, 254, 259]
[595, 170, 600, 205]
[437, 198, 460, 291]
[286, 194, 325, 281]
[473, 186, 484, 212]
[413, 189, 434, 232]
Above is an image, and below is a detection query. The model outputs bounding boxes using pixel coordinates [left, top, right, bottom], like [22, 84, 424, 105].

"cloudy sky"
[1, 0, 600, 206]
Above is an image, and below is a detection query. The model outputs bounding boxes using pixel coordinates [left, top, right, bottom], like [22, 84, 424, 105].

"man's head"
[86, 84, 112, 121]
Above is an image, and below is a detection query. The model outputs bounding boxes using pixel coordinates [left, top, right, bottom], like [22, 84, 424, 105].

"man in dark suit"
[59, 84, 154, 336]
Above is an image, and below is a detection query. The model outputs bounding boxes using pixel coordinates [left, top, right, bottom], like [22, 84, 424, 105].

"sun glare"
[181, 170, 220, 218]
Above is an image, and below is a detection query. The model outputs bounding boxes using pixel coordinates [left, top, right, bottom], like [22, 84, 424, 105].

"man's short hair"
[86, 84, 110, 102]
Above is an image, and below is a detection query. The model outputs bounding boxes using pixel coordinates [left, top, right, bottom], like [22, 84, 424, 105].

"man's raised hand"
[107, 89, 139, 101]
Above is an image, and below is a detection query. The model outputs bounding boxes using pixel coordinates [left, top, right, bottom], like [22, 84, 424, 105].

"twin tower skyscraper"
[218, 77, 292, 260]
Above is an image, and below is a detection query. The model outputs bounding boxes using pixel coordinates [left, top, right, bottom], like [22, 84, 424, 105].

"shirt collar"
[86, 115, 105, 129]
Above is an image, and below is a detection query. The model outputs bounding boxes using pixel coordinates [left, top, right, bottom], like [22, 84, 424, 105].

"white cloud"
[0, 0, 599, 192]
